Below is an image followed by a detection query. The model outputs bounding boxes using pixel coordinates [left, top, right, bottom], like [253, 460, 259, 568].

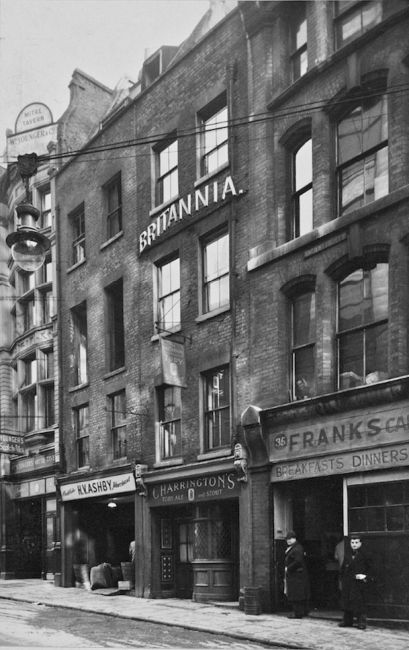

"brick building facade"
[54, 1, 409, 620]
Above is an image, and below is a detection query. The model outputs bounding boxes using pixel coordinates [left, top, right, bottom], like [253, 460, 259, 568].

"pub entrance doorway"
[274, 475, 343, 610]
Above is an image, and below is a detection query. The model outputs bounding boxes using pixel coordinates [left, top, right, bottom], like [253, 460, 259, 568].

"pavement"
[0, 579, 408, 650]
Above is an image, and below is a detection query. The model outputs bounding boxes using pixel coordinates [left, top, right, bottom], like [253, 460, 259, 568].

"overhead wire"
[1, 80, 409, 165]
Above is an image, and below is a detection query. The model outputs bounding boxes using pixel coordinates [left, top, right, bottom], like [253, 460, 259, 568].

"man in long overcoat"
[339, 534, 372, 630]
[284, 531, 310, 618]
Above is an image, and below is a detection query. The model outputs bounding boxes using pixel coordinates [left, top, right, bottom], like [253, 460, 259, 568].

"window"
[21, 271, 35, 294]
[40, 289, 53, 324]
[39, 349, 54, 380]
[203, 231, 229, 313]
[292, 138, 313, 237]
[155, 138, 178, 205]
[39, 188, 52, 229]
[337, 94, 388, 214]
[23, 356, 37, 387]
[109, 390, 127, 460]
[158, 385, 182, 459]
[338, 263, 388, 389]
[71, 204, 85, 265]
[22, 297, 35, 331]
[349, 480, 409, 532]
[106, 279, 125, 371]
[71, 302, 88, 386]
[44, 385, 55, 427]
[157, 257, 180, 331]
[292, 291, 315, 399]
[21, 390, 36, 433]
[290, 3, 307, 81]
[203, 366, 230, 450]
[105, 175, 122, 239]
[199, 98, 228, 176]
[335, 1, 382, 48]
[73, 404, 89, 468]
[40, 257, 53, 285]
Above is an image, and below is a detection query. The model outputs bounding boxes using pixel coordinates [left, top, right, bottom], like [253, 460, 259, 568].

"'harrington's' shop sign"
[60, 472, 136, 501]
[149, 472, 240, 505]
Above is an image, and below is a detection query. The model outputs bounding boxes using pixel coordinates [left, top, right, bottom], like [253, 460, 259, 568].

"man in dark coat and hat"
[284, 531, 310, 618]
[338, 533, 372, 630]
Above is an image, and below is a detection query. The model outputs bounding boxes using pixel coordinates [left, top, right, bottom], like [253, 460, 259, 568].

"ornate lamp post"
[6, 153, 51, 272]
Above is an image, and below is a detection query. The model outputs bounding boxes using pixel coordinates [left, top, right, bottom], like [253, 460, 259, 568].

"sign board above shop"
[60, 472, 136, 501]
[269, 402, 409, 463]
[149, 471, 240, 506]
[271, 443, 409, 482]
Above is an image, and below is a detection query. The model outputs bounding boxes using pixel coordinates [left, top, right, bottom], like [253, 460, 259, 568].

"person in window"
[338, 534, 372, 630]
[284, 531, 310, 618]
[295, 376, 312, 400]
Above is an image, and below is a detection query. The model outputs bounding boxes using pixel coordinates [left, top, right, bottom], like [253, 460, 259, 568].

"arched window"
[338, 262, 388, 389]
[337, 94, 388, 215]
[292, 138, 313, 238]
[291, 290, 315, 400]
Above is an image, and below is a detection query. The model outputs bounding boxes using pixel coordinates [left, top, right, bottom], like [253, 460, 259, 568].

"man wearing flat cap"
[284, 531, 310, 618]
[338, 533, 372, 630]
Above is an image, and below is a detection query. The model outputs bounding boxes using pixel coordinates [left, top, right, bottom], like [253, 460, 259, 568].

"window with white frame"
[71, 301, 88, 386]
[39, 188, 52, 229]
[158, 385, 182, 460]
[290, 3, 308, 81]
[73, 404, 89, 468]
[70, 204, 85, 265]
[155, 138, 178, 205]
[108, 390, 127, 460]
[337, 93, 388, 215]
[199, 97, 228, 177]
[157, 256, 180, 331]
[105, 174, 122, 239]
[292, 138, 313, 238]
[338, 262, 388, 389]
[21, 389, 36, 433]
[335, 1, 382, 48]
[202, 230, 229, 313]
[203, 366, 230, 451]
[291, 291, 315, 400]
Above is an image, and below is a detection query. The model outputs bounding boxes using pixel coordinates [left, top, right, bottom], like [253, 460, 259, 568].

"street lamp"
[6, 153, 51, 272]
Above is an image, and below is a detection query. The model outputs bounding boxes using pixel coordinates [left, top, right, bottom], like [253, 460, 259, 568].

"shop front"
[264, 393, 409, 620]
[0, 450, 59, 581]
[58, 469, 137, 588]
[146, 469, 241, 602]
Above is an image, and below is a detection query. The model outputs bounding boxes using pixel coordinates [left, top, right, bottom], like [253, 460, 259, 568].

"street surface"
[0, 599, 285, 649]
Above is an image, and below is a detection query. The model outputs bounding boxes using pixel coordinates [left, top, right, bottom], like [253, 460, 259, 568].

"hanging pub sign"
[0, 433, 24, 455]
[160, 337, 186, 387]
[7, 102, 57, 160]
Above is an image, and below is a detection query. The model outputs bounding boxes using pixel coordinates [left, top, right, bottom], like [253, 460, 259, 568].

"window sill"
[149, 195, 180, 218]
[195, 305, 230, 324]
[197, 448, 232, 462]
[67, 258, 86, 274]
[103, 366, 126, 380]
[248, 185, 409, 272]
[151, 328, 182, 342]
[194, 162, 230, 188]
[153, 457, 184, 468]
[68, 382, 89, 393]
[100, 231, 123, 251]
